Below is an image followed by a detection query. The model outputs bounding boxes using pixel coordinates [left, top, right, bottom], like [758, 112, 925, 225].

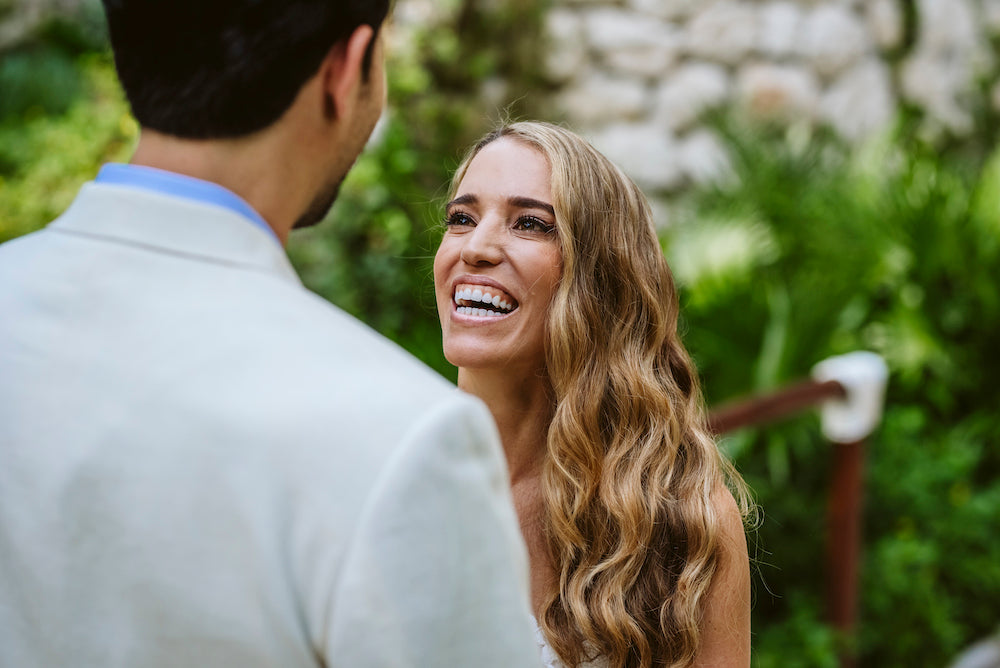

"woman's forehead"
[458, 138, 552, 201]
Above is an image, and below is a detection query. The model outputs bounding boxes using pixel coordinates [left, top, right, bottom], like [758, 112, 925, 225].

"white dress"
[533, 617, 610, 668]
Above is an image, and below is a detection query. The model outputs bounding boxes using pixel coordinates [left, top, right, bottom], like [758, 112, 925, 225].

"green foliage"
[752, 594, 838, 668]
[667, 116, 1000, 666]
[34, 2, 110, 55]
[0, 47, 82, 120]
[0, 0, 108, 122]
[0, 26, 135, 244]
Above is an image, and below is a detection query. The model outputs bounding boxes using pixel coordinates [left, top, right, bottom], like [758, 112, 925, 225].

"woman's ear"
[321, 24, 376, 121]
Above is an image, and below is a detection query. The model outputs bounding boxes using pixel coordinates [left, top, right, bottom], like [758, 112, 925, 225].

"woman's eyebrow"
[508, 196, 555, 216]
[446, 193, 477, 209]
[446, 193, 555, 216]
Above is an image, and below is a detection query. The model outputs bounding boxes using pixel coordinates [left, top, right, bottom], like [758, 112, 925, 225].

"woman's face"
[434, 138, 563, 374]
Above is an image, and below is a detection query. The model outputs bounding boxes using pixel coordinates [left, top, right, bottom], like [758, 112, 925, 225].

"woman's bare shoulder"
[691, 484, 752, 667]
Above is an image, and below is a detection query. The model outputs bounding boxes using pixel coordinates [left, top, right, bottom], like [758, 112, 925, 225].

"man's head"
[101, 0, 391, 139]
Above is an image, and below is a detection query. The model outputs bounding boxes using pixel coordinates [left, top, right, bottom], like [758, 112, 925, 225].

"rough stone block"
[544, 8, 588, 83]
[582, 8, 680, 77]
[915, 0, 977, 55]
[758, 1, 803, 58]
[583, 7, 667, 49]
[654, 62, 731, 131]
[736, 62, 820, 120]
[798, 4, 871, 77]
[864, 0, 904, 51]
[676, 129, 732, 186]
[628, 0, 699, 21]
[685, 2, 758, 65]
[901, 52, 974, 134]
[555, 73, 650, 126]
[605, 46, 679, 79]
[821, 59, 895, 140]
[588, 122, 682, 190]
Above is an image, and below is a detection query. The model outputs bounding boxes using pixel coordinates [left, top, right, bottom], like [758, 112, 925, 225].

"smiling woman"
[433, 122, 754, 668]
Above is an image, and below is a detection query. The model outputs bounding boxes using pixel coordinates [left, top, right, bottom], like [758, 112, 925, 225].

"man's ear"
[321, 25, 376, 121]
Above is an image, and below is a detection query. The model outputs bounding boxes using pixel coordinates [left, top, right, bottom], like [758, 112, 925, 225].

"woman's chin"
[442, 322, 546, 376]
[443, 348, 498, 371]
[445, 344, 512, 372]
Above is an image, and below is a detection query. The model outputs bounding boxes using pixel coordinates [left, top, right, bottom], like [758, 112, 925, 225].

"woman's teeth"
[456, 306, 506, 317]
[454, 285, 517, 317]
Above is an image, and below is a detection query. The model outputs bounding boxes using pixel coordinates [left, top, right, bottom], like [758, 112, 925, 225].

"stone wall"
[7, 0, 998, 210]
[541, 0, 1000, 197]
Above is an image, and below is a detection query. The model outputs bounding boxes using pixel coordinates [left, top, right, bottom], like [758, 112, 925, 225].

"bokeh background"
[2, 0, 999, 665]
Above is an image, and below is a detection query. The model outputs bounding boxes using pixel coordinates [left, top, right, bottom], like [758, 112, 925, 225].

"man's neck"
[129, 129, 317, 245]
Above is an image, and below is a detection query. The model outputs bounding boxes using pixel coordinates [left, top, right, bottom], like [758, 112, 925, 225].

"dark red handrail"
[708, 379, 846, 435]
[709, 378, 864, 668]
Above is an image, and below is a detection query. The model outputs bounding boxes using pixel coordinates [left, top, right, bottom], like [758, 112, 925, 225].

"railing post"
[825, 437, 865, 667]
[812, 352, 889, 668]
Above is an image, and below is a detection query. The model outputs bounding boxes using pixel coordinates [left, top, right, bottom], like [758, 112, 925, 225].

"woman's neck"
[457, 366, 552, 484]
[459, 366, 557, 613]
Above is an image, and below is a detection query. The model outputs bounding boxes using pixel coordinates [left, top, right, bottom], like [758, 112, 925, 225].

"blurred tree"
[0, 10, 134, 245]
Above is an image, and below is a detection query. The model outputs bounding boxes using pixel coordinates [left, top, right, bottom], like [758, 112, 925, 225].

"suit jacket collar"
[49, 182, 301, 285]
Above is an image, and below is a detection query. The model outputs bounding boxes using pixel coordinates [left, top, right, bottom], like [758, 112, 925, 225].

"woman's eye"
[445, 212, 475, 227]
[514, 216, 555, 234]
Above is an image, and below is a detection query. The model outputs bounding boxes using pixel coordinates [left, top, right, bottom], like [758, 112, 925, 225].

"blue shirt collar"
[95, 163, 280, 244]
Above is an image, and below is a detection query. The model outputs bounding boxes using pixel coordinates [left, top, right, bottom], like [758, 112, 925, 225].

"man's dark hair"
[101, 0, 391, 139]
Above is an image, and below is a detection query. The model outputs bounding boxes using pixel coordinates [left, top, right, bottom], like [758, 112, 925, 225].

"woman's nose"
[460, 219, 505, 266]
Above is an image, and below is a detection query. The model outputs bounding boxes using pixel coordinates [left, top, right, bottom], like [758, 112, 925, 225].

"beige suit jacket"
[0, 182, 539, 667]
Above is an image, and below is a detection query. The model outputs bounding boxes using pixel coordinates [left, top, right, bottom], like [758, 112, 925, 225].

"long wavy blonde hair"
[451, 122, 751, 668]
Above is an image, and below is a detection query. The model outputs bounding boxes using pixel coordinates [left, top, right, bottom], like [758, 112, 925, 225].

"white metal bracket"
[811, 352, 889, 443]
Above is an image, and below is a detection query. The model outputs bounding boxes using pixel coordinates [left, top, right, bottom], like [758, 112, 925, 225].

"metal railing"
[707, 352, 888, 668]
